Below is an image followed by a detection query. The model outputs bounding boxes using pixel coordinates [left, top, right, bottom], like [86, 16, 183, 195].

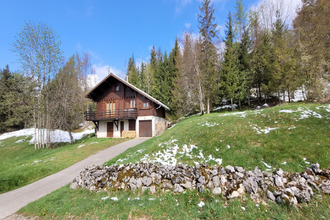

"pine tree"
[0, 66, 32, 131]
[222, 12, 239, 111]
[126, 55, 139, 87]
[198, 0, 219, 114]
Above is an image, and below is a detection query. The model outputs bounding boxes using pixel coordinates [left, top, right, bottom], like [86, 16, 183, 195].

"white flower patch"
[111, 197, 118, 201]
[262, 160, 273, 171]
[288, 126, 296, 130]
[101, 196, 109, 200]
[281, 161, 287, 165]
[227, 145, 231, 149]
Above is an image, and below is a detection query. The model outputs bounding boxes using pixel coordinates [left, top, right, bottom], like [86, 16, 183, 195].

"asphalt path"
[0, 137, 150, 219]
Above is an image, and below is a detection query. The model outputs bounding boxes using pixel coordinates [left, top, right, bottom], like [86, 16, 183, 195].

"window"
[106, 101, 115, 115]
[143, 102, 149, 108]
[115, 85, 120, 91]
[130, 99, 136, 108]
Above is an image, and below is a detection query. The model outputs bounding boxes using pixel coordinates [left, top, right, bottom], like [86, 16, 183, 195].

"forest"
[0, 0, 329, 146]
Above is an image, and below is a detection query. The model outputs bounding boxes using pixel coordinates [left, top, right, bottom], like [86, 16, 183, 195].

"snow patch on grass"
[198, 121, 219, 127]
[0, 128, 94, 144]
[198, 201, 205, 207]
[140, 139, 223, 166]
[251, 125, 278, 134]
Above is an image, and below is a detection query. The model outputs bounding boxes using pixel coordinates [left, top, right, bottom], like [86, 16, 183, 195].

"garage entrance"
[139, 120, 152, 137]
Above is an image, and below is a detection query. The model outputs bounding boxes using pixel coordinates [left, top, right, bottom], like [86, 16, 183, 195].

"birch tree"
[13, 22, 63, 149]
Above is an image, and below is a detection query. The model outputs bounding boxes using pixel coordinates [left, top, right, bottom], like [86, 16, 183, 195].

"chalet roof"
[85, 73, 170, 111]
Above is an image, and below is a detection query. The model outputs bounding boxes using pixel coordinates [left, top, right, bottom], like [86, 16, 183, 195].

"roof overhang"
[85, 73, 170, 111]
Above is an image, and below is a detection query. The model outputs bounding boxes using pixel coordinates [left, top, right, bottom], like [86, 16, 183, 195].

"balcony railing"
[85, 109, 137, 121]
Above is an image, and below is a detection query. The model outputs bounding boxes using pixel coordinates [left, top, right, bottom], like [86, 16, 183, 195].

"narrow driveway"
[0, 137, 150, 219]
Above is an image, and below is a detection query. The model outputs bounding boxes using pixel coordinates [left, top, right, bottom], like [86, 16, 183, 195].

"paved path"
[0, 138, 150, 220]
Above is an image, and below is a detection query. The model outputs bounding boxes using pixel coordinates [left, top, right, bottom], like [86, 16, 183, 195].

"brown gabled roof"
[85, 73, 170, 111]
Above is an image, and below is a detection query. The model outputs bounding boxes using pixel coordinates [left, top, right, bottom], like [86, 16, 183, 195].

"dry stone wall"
[70, 163, 330, 206]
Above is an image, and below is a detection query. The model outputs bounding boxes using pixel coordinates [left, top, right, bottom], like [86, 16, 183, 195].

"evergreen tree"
[0, 66, 32, 131]
[236, 26, 252, 108]
[234, 0, 246, 42]
[198, 0, 219, 114]
[126, 55, 139, 87]
[222, 12, 239, 111]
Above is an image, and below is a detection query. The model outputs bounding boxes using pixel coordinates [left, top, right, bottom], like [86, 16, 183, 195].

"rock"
[267, 190, 276, 201]
[235, 166, 245, 173]
[207, 181, 214, 189]
[136, 178, 142, 188]
[212, 176, 220, 187]
[163, 181, 173, 189]
[142, 176, 152, 186]
[236, 172, 244, 179]
[243, 177, 258, 194]
[237, 184, 245, 195]
[150, 185, 156, 194]
[181, 181, 193, 190]
[320, 180, 330, 194]
[92, 171, 103, 178]
[310, 163, 321, 174]
[274, 175, 284, 188]
[197, 183, 205, 193]
[211, 169, 218, 176]
[276, 168, 284, 177]
[174, 184, 184, 193]
[198, 176, 206, 184]
[229, 190, 240, 199]
[212, 187, 222, 195]
[70, 182, 79, 189]
[225, 165, 235, 173]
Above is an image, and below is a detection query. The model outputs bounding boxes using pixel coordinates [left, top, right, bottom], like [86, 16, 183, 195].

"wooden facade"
[85, 73, 169, 138]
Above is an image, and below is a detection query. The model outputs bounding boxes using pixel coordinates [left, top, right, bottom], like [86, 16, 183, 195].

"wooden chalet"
[85, 73, 169, 138]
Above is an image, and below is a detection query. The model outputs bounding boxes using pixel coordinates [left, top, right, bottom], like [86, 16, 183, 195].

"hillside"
[107, 103, 330, 172]
[19, 103, 330, 219]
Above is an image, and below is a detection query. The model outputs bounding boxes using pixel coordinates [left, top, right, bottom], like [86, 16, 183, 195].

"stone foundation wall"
[70, 163, 330, 206]
[122, 131, 136, 138]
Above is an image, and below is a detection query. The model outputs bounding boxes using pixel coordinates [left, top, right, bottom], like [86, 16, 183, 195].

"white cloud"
[91, 64, 126, 85]
[250, 0, 302, 29]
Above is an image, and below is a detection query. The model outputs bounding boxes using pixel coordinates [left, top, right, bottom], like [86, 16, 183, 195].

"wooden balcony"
[85, 109, 137, 121]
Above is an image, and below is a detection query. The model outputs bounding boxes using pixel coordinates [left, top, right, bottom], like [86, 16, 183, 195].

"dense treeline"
[126, 0, 329, 117]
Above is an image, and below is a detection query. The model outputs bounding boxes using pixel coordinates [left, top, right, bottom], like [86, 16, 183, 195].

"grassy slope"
[19, 103, 330, 219]
[0, 135, 127, 193]
[106, 103, 329, 171]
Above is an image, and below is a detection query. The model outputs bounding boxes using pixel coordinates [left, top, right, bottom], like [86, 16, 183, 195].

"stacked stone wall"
[70, 163, 330, 206]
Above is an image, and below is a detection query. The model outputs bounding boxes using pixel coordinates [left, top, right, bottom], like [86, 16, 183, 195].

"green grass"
[17, 103, 330, 219]
[0, 135, 127, 193]
[20, 185, 330, 219]
[106, 103, 329, 172]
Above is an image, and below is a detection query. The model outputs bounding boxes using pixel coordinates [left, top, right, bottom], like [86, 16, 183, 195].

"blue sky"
[0, 0, 299, 82]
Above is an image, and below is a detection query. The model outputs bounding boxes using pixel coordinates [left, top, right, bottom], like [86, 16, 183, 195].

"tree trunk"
[231, 98, 234, 111]
[239, 99, 241, 110]
[68, 129, 75, 144]
[207, 98, 210, 114]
